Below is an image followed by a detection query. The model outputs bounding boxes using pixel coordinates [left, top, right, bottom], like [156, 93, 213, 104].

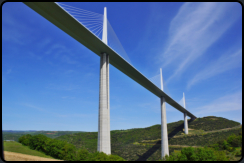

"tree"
[162, 147, 217, 161]
[195, 147, 217, 161]
[107, 154, 126, 161]
[181, 147, 196, 161]
[209, 143, 219, 150]
[84, 151, 125, 161]
[214, 150, 228, 161]
[222, 140, 229, 150]
[60, 143, 76, 160]
[18, 134, 32, 146]
[86, 152, 108, 161]
[76, 148, 89, 161]
[227, 134, 236, 145]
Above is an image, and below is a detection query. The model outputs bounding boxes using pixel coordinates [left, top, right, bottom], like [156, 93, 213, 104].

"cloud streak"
[187, 48, 242, 89]
[2, 9, 34, 45]
[20, 103, 93, 118]
[56, 114, 92, 118]
[21, 103, 48, 113]
[160, 2, 241, 83]
[194, 91, 242, 116]
[45, 83, 81, 91]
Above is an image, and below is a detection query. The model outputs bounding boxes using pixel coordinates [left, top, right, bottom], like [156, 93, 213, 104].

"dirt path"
[204, 125, 242, 134]
[3, 151, 63, 161]
[169, 145, 202, 148]
[172, 125, 241, 138]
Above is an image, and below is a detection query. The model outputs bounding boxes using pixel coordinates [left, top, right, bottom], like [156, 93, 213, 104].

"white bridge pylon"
[98, 7, 111, 155]
[183, 92, 188, 135]
[160, 68, 169, 158]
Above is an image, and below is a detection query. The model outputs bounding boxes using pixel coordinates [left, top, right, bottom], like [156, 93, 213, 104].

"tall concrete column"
[160, 68, 169, 158]
[106, 52, 110, 154]
[97, 7, 111, 155]
[183, 92, 188, 134]
[184, 112, 188, 134]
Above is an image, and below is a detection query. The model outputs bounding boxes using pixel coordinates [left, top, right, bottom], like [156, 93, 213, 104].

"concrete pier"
[183, 92, 188, 134]
[160, 68, 169, 158]
[98, 52, 110, 155]
[184, 112, 188, 134]
[97, 7, 111, 155]
[161, 96, 169, 158]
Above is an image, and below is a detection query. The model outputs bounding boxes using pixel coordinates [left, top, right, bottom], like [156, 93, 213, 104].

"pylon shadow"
[135, 119, 195, 161]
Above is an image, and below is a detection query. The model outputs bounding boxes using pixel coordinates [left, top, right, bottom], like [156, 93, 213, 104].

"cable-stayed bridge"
[23, 2, 197, 159]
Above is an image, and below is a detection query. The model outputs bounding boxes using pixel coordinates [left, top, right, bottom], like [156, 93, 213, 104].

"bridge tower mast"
[160, 68, 169, 158]
[98, 7, 111, 155]
[183, 92, 188, 134]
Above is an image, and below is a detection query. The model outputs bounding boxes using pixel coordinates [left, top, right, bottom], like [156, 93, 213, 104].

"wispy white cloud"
[111, 117, 126, 121]
[56, 114, 92, 118]
[35, 122, 72, 127]
[61, 96, 75, 99]
[63, 70, 75, 74]
[160, 2, 241, 83]
[187, 48, 242, 89]
[46, 83, 81, 91]
[2, 76, 6, 84]
[26, 41, 79, 65]
[6, 69, 12, 74]
[20, 103, 93, 118]
[61, 54, 77, 64]
[37, 38, 52, 49]
[2, 9, 33, 45]
[29, 52, 42, 60]
[136, 101, 176, 114]
[2, 27, 25, 45]
[2, 66, 13, 85]
[20, 103, 48, 112]
[44, 43, 78, 64]
[194, 91, 242, 116]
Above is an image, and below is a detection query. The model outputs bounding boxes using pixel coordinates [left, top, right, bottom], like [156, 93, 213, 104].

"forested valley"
[3, 116, 242, 161]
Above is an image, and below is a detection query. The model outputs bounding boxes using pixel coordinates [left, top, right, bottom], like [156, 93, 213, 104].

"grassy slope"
[3, 141, 57, 159]
[54, 116, 241, 160]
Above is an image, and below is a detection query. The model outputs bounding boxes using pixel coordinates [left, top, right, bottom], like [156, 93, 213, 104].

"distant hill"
[54, 116, 241, 161]
[2, 131, 84, 142]
[3, 130, 37, 132]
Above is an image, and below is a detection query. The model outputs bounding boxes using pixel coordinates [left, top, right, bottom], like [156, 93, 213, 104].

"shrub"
[162, 153, 178, 161]
[235, 150, 241, 156]
[162, 147, 217, 161]
[214, 150, 228, 161]
[76, 148, 89, 161]
[18, 134, 125, 161]
[87, 151, 108, 161]
[196, 147, 217, 161]
[18, 134, 32, 146]
[222, 140, 229, 150]
[209, 143, 219, 150]
[60, 143, 76, 160]
[227, 134, 236, 144]
[85, 151, 125, 161]
[28, 134, 48, 151]
[107, 154, 126, 161]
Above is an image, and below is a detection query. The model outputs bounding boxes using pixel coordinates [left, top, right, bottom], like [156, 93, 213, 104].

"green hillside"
[54, 116, 241, 161]
[3, 141, 58, 159]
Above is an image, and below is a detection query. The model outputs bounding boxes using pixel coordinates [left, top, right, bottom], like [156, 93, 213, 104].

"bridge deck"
[23, 2, 197, 119]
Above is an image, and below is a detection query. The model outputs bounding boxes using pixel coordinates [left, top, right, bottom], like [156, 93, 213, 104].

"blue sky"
[2, 2, 242, 131]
